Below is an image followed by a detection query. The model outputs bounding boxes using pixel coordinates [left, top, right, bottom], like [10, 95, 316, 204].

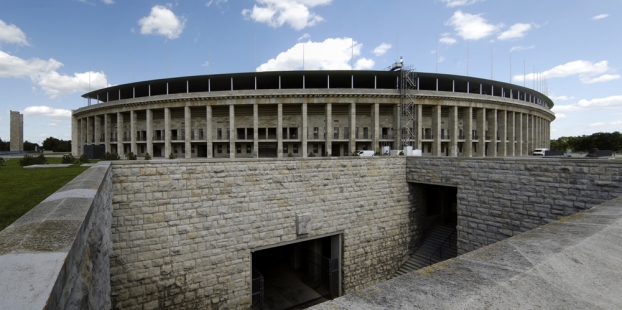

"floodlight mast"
[391, 57, 417, 150]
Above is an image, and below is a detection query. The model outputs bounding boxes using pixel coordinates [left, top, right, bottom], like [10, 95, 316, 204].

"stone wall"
[406, 157, 622, 253]
[0, 162, 113, 309]
[110, 157, 417, 309]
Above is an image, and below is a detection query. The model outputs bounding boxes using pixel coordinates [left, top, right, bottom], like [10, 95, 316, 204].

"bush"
[169, 153, 177, 159]
[350, 151, 359, 156]
[375, 151, 381, 156]
[0, 157, 5, 168]
[324, 152, 330, 157]
[61, 154, 75, 164]
[308, 152, 316, 157]
[287, 153, 293, 157]
[126, 152, 137, 160]
[20, 154, 47, 166]
[399, 151, 404, 156]
[79, 154, 91, 163]
[102, 152, 121, 160]
[144, 153, 151, 160]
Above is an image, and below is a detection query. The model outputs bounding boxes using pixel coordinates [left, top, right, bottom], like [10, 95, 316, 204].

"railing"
[457, 134, 465, 140]
[428, 229, 457, 266]
[153, 137, 163, 141]
[171, 135, 179, 141]
[99, 138, 105, 142]
[110, 138, 117, 142]
[485, 136, 491, 140]
[137, 137, 146, 141]
[123, 137, 130, 142]
[251, 268, 264, 310]
[289, 134, 298, 139]
[440, 134, 450, 140]
[381, 135, 394, 140]
[423, 134, 433, 139]
[472, 135, 479, 140]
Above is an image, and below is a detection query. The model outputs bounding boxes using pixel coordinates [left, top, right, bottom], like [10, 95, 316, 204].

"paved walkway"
[312, 196, 622, 309]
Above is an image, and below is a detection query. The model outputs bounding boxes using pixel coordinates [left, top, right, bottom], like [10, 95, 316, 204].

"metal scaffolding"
[394, 63, 418, 149]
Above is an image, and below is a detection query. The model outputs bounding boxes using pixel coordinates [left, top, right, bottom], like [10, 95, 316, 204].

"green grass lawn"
[0, 157, 93, 231]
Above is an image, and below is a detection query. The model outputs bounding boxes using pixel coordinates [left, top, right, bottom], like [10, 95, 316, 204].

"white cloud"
[510, 45, 535, 52]
[555, 113, 566, 119]
[0, 50, 108, 98]
[552, 95, 622, 113]
[202, 61, 210, 67]
[589, 122, 604, 127]
[438, 56, 446, 63]
[439, 36, 457, 45]
[0, 19, 30, 46]
[354, 58, 375, 70]
[445, 11, 501, 40]
[580, 74, 620, 84]
[138, 5, 186, 40]
[101, 0, 114, 4]
[513, 60, 618, 84]
[298, 33, 310, 41]
[257, 37, 364, 71]
[206, 0, 228, 6]
[550, 95, 574, 101]
[372, 43, 391, 56]
[498, 23, 532, 40]
[592, 14, 608, 20]
[440, 0, 481, 7]
[242, 0, 332, 30]
[23, 106, 72, 118]
[610, 120, 622, 125]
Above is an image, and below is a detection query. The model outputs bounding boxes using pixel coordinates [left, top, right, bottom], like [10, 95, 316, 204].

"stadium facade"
[72, 70, 555, 158]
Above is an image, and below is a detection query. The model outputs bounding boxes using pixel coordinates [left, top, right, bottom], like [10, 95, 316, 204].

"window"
[333, 127, 339, 139]
[344, 127, 349, 139]
[284, 145, 288, 153]
[181, 129, 185, 140]
[293, 145, 298, 153]
[227, 144, 230, 153]
[246, 145, 251, 153]
[237, 145, 241, 153]
[363, 127, 368, 139]
[247, 128, 254, 139]
[313, 144, 318, 153]
[356, 127, 359, 139]
[199, 129, 204, 140]
[283, 128, 288, 139]
[217, 145, 222, 153]
[237, 128, 245, 140]
[191, 130, 195, 140]
[313, 127, 318, 139]
[217, 128, 223, 140]
[226, 129, 230, 140]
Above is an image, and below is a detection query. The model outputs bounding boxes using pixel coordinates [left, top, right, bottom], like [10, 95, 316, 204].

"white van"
[533, 148, 548, 156]
[357, 150, 375, 156]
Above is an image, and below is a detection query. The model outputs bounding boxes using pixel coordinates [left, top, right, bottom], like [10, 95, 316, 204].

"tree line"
[550, 131, 622, 152]
[0, 137, 72, 152]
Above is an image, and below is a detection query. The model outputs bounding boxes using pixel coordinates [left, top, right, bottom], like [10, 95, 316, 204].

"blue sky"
[1, 0, 621, 144]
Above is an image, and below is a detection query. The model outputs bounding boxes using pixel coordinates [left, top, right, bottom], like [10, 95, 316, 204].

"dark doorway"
[252, 235, 341, 310]
[258, 143, 277, 158]
[423, 184, 458, 227]
[197, 144, 207, 157]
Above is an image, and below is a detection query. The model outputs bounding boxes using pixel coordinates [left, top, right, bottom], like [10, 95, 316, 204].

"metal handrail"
[428, 229, 456, 266]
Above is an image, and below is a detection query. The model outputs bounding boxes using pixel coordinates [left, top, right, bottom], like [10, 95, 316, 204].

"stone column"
[348, 103, 356, 155]
[185, 106, 191, 158]
[206, 105, 213, 158]
[130, 110, 137, 155]
[253, 104, 259, 158]
[86, 117, 90, 145]
[416, 104, 422, 151]
[522, 113, 529, 156]
[302, 103, 308, 157]
[372, 103, 379, 153]
[507, 111, 514, 156]
[94, 115, 100, 146]
[104, 114, 110, 153]
[277, 104, 283, 158]
[117, 113, 124, 157]
[72, 116, 79, 156]
[432, 105, 441, 156]
[146, 109, 153, 157]
[164, 108, 171, 158]
[476, 108, 485, 157]
[489, 109, 498, 157]
[325, 103, 332, 156]
[229, 104, 235, 159]
[498, 110, 507, 157]
[464, 107, 473, 157]
[449, 106, 458, 157]
[394, 102, 401, 149]
[517, 113, 523, 156]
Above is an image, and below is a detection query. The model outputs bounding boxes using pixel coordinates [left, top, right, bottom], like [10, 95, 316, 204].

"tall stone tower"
[10, 110, 24, 151]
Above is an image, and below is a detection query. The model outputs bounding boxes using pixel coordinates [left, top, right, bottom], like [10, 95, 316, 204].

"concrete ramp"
[312, 196, 622, 309]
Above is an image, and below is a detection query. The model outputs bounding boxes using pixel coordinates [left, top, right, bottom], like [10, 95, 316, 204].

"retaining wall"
[0, 162, 113, 309]
[406, 157, 622, 253]
[109, 157, 417, 309]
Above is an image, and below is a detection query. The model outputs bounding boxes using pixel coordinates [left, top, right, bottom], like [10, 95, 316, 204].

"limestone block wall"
[110, 157, 417, 309]
[0, 162, 113, 309]
[406, 157, 622, 253]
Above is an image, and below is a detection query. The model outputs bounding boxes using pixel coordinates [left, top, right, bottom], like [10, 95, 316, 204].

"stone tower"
[10, 110, 23, 151]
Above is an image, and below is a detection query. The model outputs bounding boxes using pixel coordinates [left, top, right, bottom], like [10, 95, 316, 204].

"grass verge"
[0, 157, 93, 231]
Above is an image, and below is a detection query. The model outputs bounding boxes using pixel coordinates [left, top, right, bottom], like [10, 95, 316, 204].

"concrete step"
[394, 225, 458, 277]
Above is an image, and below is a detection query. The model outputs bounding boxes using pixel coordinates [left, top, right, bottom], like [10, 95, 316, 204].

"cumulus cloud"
[440, 0, 481, 7]
[101, 0, 114, 4]
[592, 14, 608, 20]
[298, 33, 310, 41]
[138, 5, 186, 39]
[0, 19, 30, 46]
[552, 95, 622, 113]
[555, 113, 566, 119]
[445, 11, 501, 40]
[550, 95, 575, 101]
[0, 50, 108, 98]
[23, 106, 72, 118]
[513, 60, 618, 84]
[242, 0, 332, 30]
[498, 23, 532, 40]
[439, 36, 457, 45]
[372, 43, 391, 56]
[257, 37, 368, 71]
[510, 45, 535, 52]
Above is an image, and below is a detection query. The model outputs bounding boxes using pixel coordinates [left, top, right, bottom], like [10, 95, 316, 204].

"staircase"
[394, 226, 457, 277]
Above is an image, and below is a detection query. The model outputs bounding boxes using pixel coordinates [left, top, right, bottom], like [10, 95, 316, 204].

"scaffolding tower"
[390, 59, 418, 150]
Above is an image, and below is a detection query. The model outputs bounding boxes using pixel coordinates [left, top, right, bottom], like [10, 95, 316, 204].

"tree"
[550, 131, 622, 152]
[42, 137, 72, 152]
[0, 138, 9, 151]
[23, 141, 39, 151]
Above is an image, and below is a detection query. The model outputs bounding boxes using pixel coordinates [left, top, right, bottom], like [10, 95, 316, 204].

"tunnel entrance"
[422, 184, 458, 227]
[252, 235, 341, 310]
